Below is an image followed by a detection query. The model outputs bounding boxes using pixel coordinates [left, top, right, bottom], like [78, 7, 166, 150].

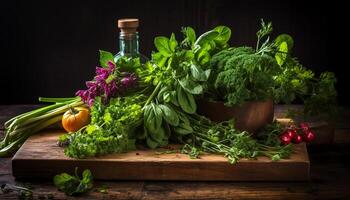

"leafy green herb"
[99, 50, 115, 68]
[64, 95, 143, 158]
[53, 168, 93, 196]
[181, 144, 201, 159]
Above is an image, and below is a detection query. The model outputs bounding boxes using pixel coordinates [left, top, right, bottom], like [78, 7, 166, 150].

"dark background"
[0, 0, 347, 105]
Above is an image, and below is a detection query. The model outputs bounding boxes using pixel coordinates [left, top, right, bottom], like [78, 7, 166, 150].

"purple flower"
[107, 61, 116, 69]
[76, 61, 138, 107]
[120, 73, 138, 88]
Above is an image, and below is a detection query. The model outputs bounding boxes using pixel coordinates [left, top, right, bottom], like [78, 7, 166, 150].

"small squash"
[62, 107, 90, 132]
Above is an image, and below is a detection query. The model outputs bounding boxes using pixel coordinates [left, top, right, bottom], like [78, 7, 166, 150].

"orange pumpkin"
[62, 107, 90, 133]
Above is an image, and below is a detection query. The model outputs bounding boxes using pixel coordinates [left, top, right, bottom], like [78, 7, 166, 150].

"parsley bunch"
[63, 95, 145, 158]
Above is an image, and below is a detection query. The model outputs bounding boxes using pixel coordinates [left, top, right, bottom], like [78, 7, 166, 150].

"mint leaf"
[99, 50, 115, 68]
[154, 36, 172, 57]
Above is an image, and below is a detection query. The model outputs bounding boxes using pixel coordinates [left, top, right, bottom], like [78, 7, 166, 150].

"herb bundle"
[2, 20, 330, 165]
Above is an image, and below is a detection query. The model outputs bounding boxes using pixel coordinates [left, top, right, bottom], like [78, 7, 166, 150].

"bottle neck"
[118, 32, 139, 56]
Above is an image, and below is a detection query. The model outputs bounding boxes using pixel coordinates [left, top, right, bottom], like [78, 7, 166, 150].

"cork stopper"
[118, 18, 139, 34]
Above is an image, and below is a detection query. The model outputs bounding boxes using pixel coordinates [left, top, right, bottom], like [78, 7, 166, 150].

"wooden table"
[1, 105, 350, 199]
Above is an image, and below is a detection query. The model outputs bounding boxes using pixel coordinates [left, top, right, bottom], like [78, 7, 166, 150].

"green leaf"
[75, 170, 93, 194]
[190, 64, 208, 81]
[178, 75, 203, 94]
[154, 36, 172, 57]
[194, 30, 219, 47]
[196, 48, 211, 66]
[99, 50, 115, 68]
[275, 41, 288, 66]
[177, 85, 197, 114]
[184, 50, 195, 60]
[159, 104, 179, 126]
[173, 123, 193, 135]
[169, 33, 178, 52]
[149, 126, 166, 144]
[151, 52, 168, 67]
[53, 169, 93, 196]
[157, 86, 169, 102]
[145, 103, 163, 133]
[214, 26, 231, 45]
[185, 27, 196, 45]
[274, 34, 294, 51]
[146, 136, 159, 149]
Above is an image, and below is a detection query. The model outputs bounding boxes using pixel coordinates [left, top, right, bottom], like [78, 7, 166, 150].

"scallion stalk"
[0, 97, 85, 157]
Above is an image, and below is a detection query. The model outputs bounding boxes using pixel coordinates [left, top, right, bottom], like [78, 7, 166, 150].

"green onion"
[0, 97, 85, 157]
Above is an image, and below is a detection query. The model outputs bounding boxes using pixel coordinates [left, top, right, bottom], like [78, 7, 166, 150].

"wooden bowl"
[197, 99, 274, 134]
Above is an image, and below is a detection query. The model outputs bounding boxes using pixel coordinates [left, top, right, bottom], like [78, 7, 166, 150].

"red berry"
[304, 130, 315, 142]
[286, 129, 297, 138]
[300, 122, 310, 132]
[293, 134, 303, 144]
[280, 134, 292, 145]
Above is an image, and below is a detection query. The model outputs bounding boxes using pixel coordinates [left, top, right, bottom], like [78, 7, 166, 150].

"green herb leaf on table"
[53, 168, 93, 196]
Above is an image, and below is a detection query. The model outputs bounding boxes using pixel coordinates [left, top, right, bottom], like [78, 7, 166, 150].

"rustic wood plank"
[12, 130, 309, 181]
[1, 143, 350, 199]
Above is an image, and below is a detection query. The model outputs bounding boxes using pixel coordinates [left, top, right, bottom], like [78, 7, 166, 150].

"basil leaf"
[196, 48, 211, 66]
[145, 105, 158, 133]
[157, 86, 169, 102]
[146, 136, 159, 149]
[152, 103, 163, 131]
[149, 126, 166, 144]
[214, 26, 231, 45]
[194, 30, 219, 47]
[190, 64, 208, 81]
[185, 27, 196, 45]
[154, 36, 172, 57]
[99, 50, 115, 68]
[178, 76, 203, 94]
[169, 33, 178, 52]
[173, 123, 193, 135]
[170, 91, 179, 106]
[152, 52, 168, 67]
[159, 104, 179, 126]
[177, 85, 197, 114]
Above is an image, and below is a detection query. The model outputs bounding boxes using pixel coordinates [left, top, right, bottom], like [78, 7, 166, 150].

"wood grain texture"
[12, 130, 309, 181]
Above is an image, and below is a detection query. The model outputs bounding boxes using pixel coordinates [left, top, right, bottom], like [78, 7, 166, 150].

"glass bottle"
[114, 18, 148, 63]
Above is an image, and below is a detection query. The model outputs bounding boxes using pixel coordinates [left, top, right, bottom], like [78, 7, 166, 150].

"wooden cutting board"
[12, 130, 310, 181]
